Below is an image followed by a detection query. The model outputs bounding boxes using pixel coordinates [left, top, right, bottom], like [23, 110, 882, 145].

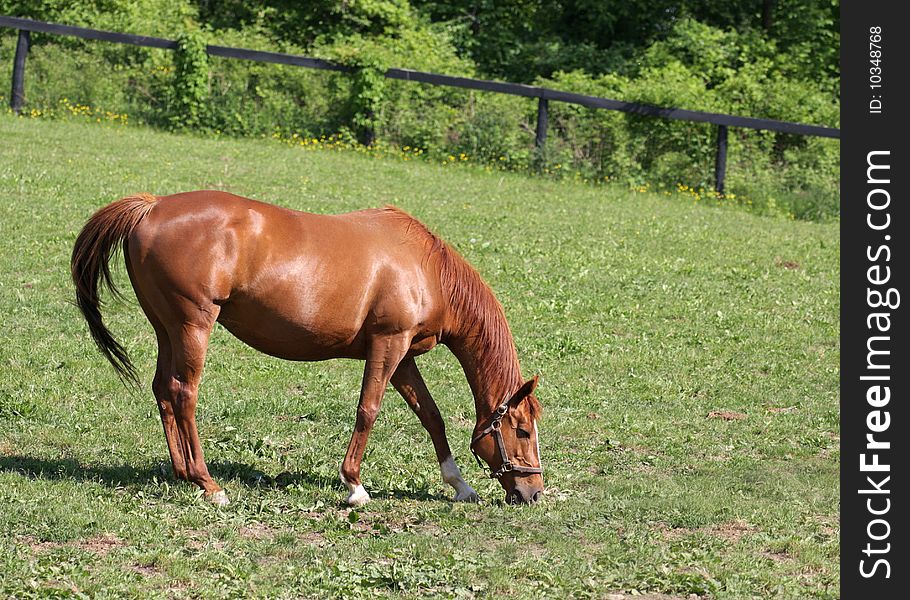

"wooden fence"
[1, 15, 840, 193]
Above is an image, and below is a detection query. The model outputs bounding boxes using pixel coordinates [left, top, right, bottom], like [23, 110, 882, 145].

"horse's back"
[127, 191, 446, 360]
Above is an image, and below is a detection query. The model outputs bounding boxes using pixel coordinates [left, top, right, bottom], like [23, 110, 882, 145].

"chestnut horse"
[71, 191, 543, 506]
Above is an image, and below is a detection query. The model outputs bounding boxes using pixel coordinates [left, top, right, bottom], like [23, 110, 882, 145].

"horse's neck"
[434, 244, 523, 420]
[445, 317, 523, 422]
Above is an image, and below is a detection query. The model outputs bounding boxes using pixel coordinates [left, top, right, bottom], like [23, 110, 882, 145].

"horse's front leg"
[340, 334, 411, 506]
[391, 357, 478, 502]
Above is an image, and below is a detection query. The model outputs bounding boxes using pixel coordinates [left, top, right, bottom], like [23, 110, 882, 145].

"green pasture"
[0, 115, 839, 598]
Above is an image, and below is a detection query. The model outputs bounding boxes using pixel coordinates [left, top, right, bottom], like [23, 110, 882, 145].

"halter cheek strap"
[470, 400, 543, 480]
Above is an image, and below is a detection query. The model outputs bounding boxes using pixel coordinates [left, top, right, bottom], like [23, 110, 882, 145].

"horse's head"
[471, 376, 544, 504]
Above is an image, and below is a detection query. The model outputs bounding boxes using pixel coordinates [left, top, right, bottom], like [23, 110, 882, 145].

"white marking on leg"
[207, 490, 230, 506]
[340, 468, 371, 507]
[346, 484, 370, 507]
[440, 455, 478, 502]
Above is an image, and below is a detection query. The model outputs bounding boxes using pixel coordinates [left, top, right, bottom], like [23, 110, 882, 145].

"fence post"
[535, 97, 549, 152]
[714, 124, 728, 195]
[10, 29, 31, 113]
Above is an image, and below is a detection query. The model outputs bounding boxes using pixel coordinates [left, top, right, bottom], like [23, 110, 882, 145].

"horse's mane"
[377, 206, 541, 420]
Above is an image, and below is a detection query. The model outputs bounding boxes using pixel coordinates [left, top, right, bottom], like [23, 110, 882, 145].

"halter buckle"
[490, 460, 514, 479]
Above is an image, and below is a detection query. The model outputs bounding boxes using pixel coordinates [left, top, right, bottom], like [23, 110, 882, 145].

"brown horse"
[71, 191, 543, 506]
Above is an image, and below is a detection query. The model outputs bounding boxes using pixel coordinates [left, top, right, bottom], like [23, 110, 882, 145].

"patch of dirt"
[775, 257, 801, 269]
[81, 533, 127, 556]
[526, 543, 549, 559]
[655, 519, 756, 543]
[17, 535, 61, 553]
[762, 549, 793, 563]
[164, 579, 196, 595]
[43, 580, 81, 595]
[767, 406, 797, 414]
[298, 531, 329, 547]
[631, 463, 657, 474]
[18, 533, 126, 556]
[238, 523, 276, 540]
[131, 563, 161, 576]
[606, 594, 701, 600]
[654, 523, 685, 541]
[817, 446, 838, 460]
[811, 515, 838, 539]
[707, 410, 746, 421]
[348, 509, 443, 538]
[183, 530, 226, 552]
[710, 520, 755, 543]
[706, 454, 731, 462]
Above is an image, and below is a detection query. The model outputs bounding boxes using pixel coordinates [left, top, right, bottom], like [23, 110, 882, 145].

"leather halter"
[470, 399, 543, 480]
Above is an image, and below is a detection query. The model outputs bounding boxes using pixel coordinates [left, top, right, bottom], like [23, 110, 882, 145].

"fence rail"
[2, 15, 840, 193]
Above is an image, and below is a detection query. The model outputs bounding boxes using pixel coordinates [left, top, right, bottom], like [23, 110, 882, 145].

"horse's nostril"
[508, 489, 543, 505]
[506, 490, 524, 504]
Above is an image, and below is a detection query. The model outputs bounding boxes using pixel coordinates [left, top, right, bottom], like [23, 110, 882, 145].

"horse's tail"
[71, 193, 159, 386]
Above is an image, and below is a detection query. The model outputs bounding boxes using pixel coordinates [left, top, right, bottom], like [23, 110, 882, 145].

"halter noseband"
[470, 399, 543, 480]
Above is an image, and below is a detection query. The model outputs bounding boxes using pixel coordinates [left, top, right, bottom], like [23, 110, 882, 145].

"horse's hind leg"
[391, 358, 478, 502]
[151, 328, 189, 481]
[162, 319, 227, 505]
[132, 288, 190, 483]
[127, 251, 224, 503]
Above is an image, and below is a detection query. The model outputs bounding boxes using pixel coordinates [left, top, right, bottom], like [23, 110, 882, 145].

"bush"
[531, 19, 839, 220]
[317, 23, 476, 151]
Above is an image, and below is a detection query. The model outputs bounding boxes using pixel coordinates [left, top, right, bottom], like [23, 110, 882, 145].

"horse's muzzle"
[507, 486, 543, 505]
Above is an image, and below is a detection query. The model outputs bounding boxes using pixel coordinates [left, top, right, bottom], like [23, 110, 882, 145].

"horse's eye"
[516, 428, 531, 439]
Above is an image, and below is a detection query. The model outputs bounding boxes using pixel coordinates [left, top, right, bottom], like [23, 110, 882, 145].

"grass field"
[0, 115, 839, 599]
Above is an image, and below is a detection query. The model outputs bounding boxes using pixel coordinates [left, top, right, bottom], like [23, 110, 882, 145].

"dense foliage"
[0, 0, 839, 219]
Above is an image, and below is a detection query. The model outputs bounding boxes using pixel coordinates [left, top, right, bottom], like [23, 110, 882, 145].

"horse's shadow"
[0, 455, 444, 503]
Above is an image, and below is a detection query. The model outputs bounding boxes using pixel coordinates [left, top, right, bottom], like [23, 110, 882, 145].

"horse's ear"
[509, 375, 539, 407]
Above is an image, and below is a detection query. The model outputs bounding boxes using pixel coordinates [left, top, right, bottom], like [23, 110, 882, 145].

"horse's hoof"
[346, 486, 371, 507]
[207, 490, 230, 506]
[453, 488, 480, 503]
